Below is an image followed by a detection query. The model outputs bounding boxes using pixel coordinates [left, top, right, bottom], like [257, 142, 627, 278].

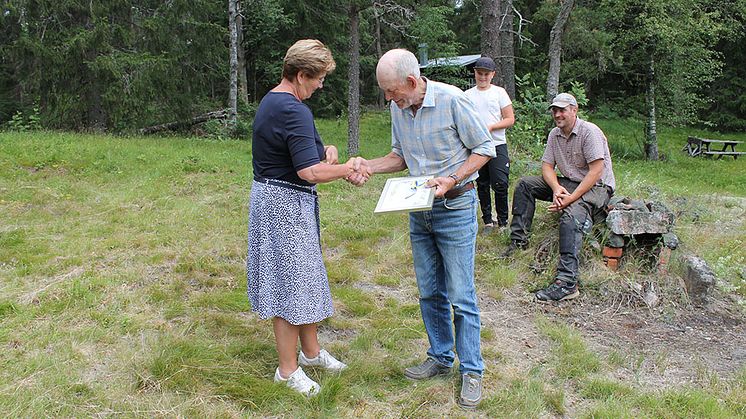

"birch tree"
[603, 0, 726, 160]
[228, 0, 239, 128]
[546, 0, 575, 101]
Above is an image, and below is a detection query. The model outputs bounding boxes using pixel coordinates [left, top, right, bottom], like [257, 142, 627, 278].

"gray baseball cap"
[473, 57, 496, 71]
[548, 93, 578, 109]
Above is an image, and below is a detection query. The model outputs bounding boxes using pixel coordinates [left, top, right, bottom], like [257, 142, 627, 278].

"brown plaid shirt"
[541, 118, 616, 191]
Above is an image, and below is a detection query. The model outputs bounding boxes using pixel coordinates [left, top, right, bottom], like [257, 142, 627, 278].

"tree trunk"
[139, 109, 230, 135]
[85, 44, 106, 132]
[236, 1, 249, 105]
[499, 0, 515, 98]
[546, 0, 574, 101]
[83, 8, 106, 131]
[86, 80, 106, 131]
[228, 0, 239, 127]
[374, 6, 385, 108]
[481, 0, 503, 86]
[347, 4, 361, 156]
[645, 56, 659, 160]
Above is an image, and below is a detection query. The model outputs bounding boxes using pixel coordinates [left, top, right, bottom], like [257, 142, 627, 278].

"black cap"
[473, 56, 496, 71]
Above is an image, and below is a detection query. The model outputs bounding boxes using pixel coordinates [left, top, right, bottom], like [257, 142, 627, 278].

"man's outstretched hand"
[345, 157, 372, 186]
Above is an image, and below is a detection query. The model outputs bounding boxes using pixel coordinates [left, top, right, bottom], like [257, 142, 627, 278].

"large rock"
[606, 209, 675, 235]
[662, 232, 679, 249]
[682, 255, 716, 305]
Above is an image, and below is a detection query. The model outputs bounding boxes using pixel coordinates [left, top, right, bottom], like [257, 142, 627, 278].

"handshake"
[343, 157, 373, 186]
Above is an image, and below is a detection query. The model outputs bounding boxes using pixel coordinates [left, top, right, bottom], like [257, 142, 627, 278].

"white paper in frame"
[373, 175, 435, 214]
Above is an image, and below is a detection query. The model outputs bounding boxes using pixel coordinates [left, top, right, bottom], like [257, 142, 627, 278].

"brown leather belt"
[443, 181, 474, 199]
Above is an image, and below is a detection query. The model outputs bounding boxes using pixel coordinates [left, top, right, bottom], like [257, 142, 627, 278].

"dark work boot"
[500, 240, 527, 258]
[535, 279, 579, 303]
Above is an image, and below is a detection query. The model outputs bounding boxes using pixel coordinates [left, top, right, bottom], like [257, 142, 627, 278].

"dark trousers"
[508, 176, 611, 285]
[476, 144, 510, 226]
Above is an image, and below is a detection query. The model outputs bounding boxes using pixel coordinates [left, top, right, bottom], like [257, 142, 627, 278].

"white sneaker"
[274, 366, 320, 396]
[298, 348, 348, 372]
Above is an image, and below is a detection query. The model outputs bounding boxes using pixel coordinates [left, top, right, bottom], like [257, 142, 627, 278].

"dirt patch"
[18, 266, 85, 304]
[21, 165, 69, 176]
[362, 272, 744, 393]
[353, 280, 416, 305]
[484, 286, 745, 390]
[479, 290, 553, 374]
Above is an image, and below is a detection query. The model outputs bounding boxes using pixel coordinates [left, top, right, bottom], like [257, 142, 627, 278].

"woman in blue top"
[247, 39, 360, 396]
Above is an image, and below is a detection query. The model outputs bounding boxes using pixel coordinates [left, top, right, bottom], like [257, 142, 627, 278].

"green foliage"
[511, 74, 552, 158]
[704, 15, 746, 131]
[409, 4, 459, 58]
[244, 0, 292, 101]
[1, 0, 230, 131]
[4, 105, 41, 131]
[1, 0, 744, 134]
[600, 0, 726, 125]
[450, 0, 481, 51]
[423, 65, 472, 91]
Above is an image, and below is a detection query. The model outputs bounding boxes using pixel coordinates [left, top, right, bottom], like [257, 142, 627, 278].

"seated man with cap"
[501, 93, 616, 302]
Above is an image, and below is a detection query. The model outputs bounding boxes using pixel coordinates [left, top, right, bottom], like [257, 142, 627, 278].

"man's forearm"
[541, 163, 561, 191]
[568, 160, 604, 201]
[489, 117, 515, 131]
[453, 153, 491, 182]
[367, 152, 407, 174]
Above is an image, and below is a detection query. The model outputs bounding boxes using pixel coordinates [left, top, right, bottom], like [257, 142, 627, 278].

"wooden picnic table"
[683, 136, 745, 159]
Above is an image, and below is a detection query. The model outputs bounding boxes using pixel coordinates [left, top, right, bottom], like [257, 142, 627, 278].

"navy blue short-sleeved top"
[252, 91, 325, 186]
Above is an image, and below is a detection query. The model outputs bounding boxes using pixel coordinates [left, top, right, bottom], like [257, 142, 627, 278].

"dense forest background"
[1, 0, 745, 134]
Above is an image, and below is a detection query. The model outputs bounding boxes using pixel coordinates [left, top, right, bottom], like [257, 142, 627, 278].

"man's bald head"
[376, 49, 420, 85]
[376, 48, 425, 110]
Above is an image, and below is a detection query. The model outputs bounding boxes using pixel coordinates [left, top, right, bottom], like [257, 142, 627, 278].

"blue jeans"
[409, 189, 484, 375]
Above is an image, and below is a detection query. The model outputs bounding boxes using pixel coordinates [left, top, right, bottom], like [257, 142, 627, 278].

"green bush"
[511, 74, 551, 159]
[4, 106, 41, 131]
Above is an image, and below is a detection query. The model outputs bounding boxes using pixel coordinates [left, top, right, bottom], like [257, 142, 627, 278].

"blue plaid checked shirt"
[390, 78, 495, 182]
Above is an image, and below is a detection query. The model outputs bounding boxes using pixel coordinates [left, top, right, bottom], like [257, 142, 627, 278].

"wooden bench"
[683, 136, 744, 159]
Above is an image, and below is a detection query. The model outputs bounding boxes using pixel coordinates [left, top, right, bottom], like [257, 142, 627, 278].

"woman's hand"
[323, 145, 339, 164]
[345, 157, 371, 186]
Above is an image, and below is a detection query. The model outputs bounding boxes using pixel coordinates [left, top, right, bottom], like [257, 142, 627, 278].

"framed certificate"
[374, 176, 435, 214]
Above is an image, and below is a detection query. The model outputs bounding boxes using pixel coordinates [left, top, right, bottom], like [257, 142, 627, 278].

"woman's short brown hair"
[282, 39, 336, 81]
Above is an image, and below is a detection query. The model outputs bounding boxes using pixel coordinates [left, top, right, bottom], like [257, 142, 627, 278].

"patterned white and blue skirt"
[246, 178, 334, 325]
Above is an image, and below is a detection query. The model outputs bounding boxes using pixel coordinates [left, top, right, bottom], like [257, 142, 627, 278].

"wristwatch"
[447, 173, 460, 186]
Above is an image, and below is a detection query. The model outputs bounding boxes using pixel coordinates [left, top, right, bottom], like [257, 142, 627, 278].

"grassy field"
[1, 112, 745, 417]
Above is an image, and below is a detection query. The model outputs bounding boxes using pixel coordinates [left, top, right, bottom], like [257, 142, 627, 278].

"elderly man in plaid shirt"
[349, 48, 494, 410]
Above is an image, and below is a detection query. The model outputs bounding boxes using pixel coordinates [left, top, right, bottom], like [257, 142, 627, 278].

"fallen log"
[139, 109, 230, 135]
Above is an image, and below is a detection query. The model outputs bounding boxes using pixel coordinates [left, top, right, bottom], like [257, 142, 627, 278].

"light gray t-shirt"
[464, 84, 512, 145]
[542, 118, 616, 191]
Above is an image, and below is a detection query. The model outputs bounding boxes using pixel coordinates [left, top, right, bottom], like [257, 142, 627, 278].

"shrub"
[4, 105, 42, 131]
